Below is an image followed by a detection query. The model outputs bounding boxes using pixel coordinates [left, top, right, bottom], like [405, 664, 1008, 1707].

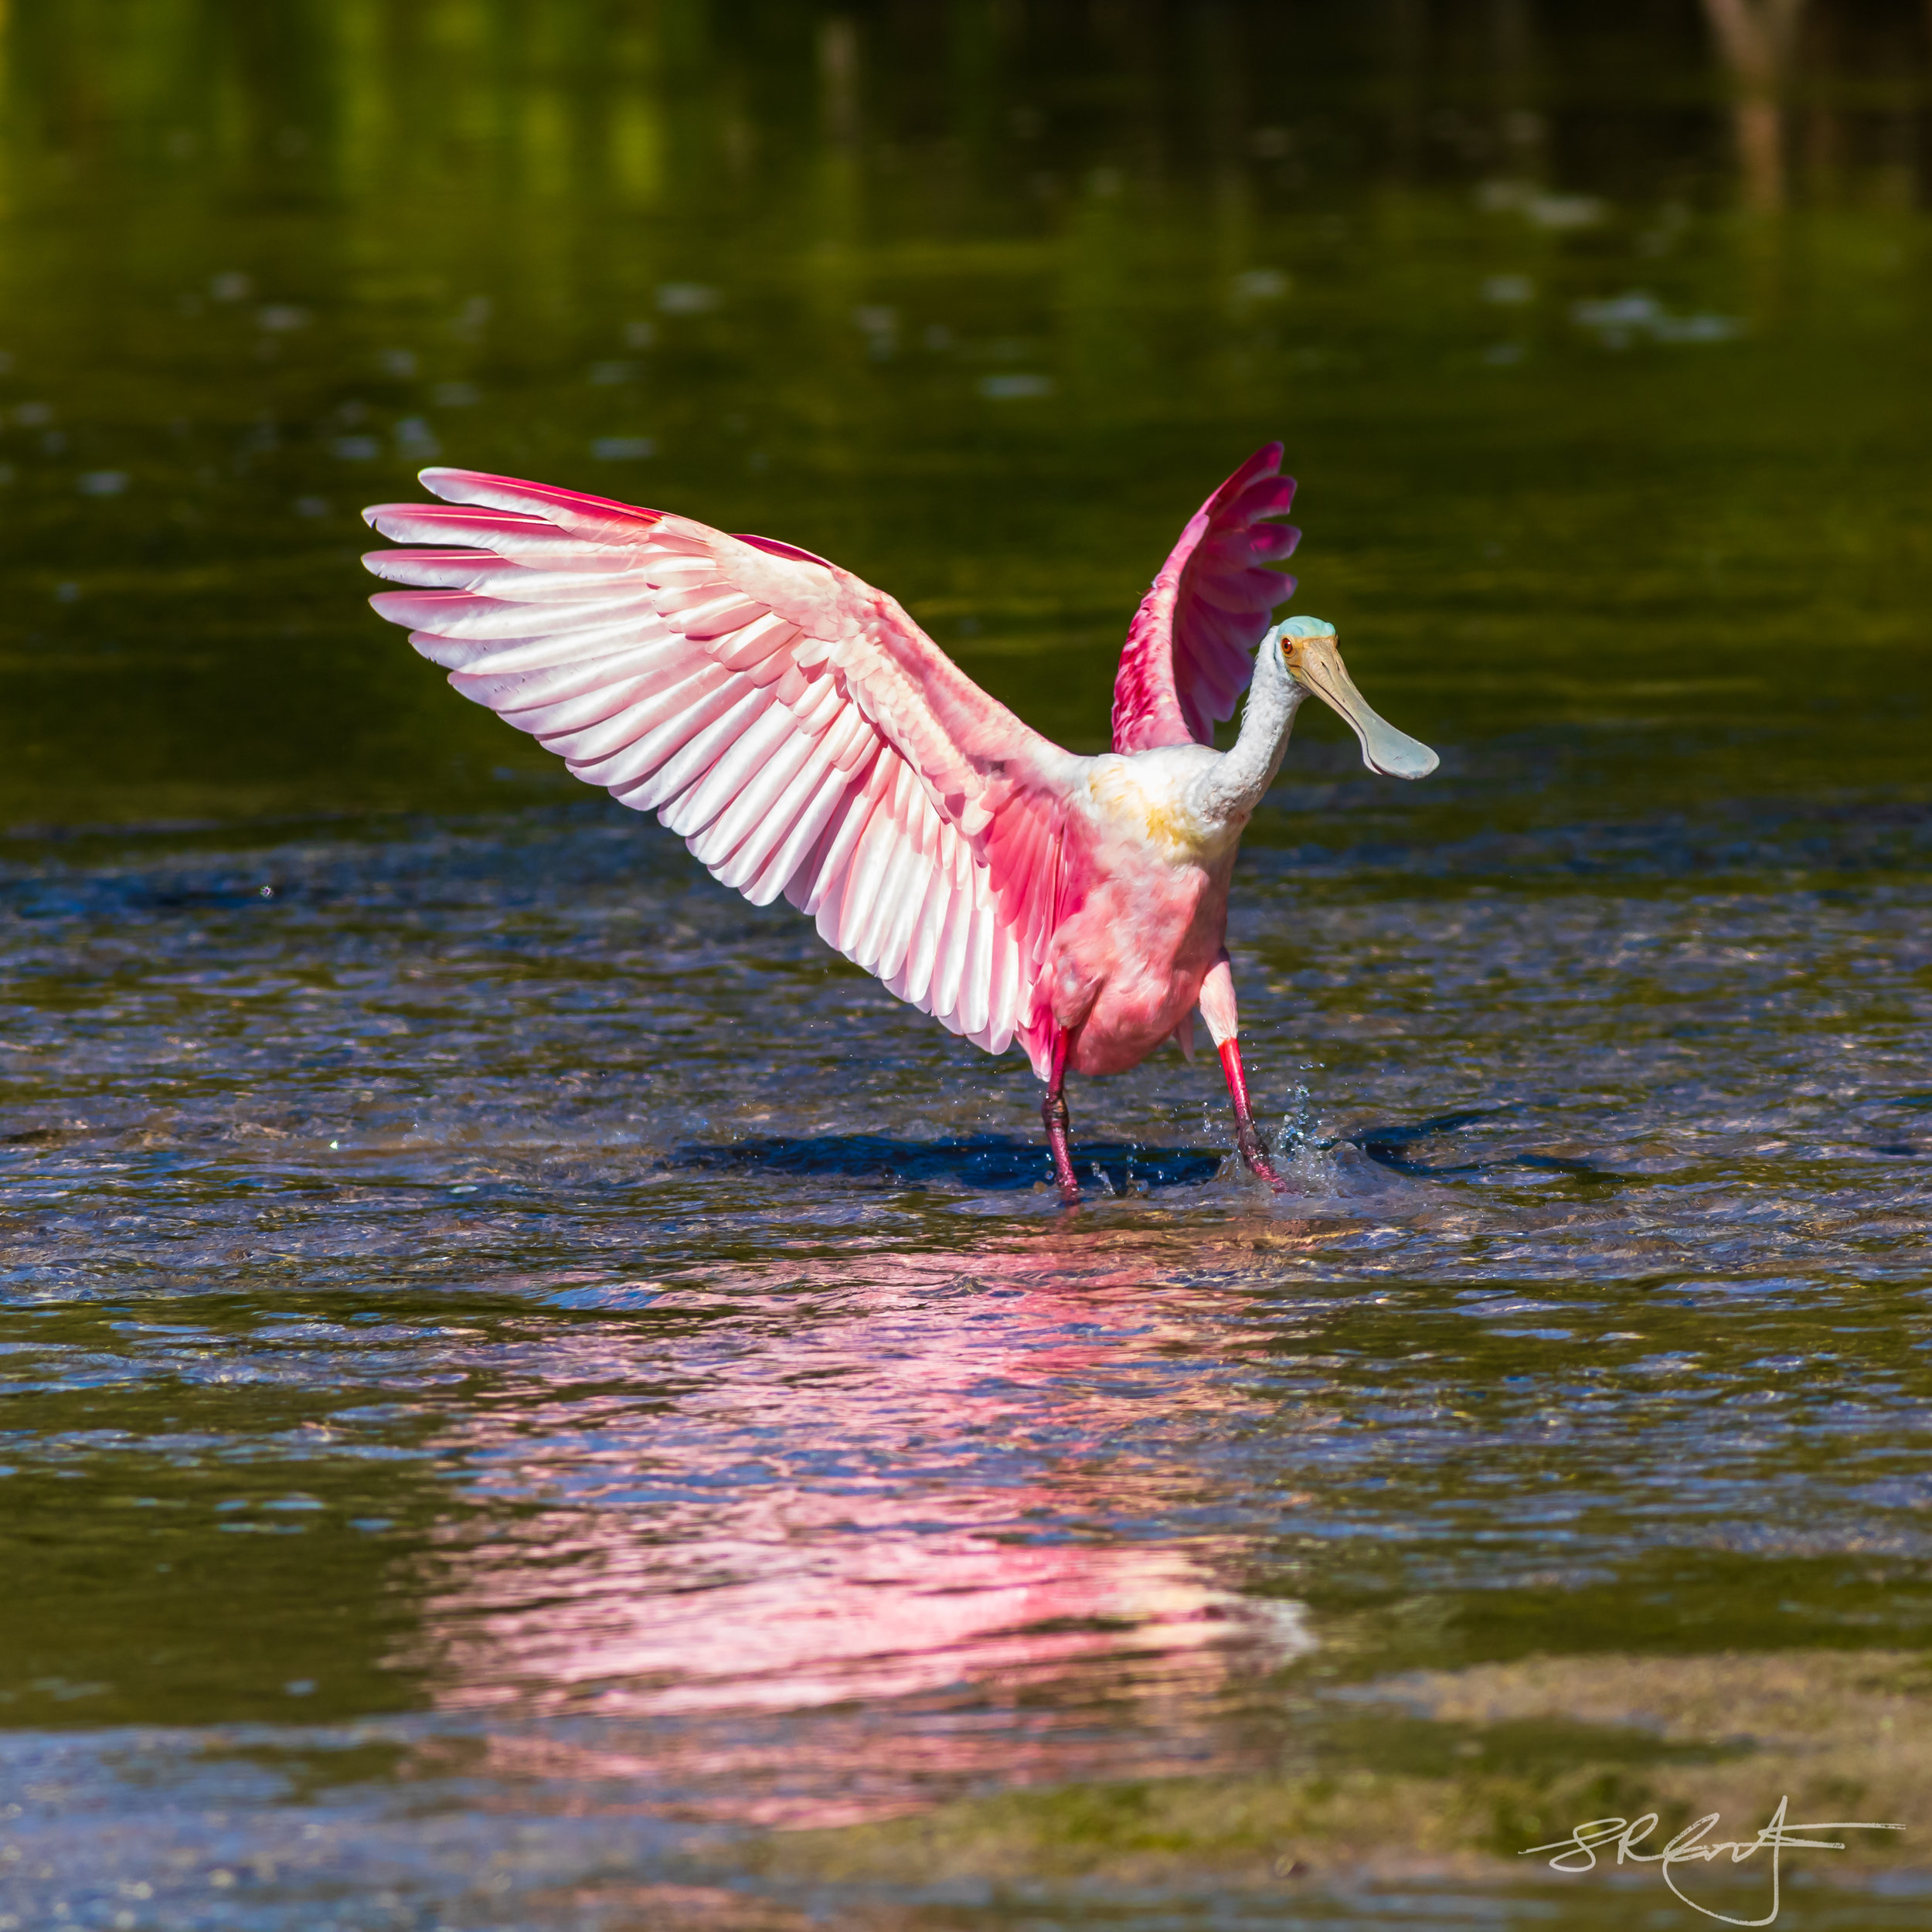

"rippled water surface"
[4, 5, 1932, 1929]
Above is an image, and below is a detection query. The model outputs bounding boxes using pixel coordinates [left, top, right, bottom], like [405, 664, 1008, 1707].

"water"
[3, 5, 1932, 1928]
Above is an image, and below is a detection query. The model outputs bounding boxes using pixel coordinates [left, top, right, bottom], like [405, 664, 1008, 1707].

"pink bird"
[361, 443, 1436, 1202]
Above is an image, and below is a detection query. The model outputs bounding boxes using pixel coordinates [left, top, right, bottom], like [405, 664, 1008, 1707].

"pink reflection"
[395, 1217, 1342, 1821]
[424, 1527, 1312, 1717]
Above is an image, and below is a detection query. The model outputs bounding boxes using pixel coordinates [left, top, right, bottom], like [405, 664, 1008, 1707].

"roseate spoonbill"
[361, 443, 1436, 1202]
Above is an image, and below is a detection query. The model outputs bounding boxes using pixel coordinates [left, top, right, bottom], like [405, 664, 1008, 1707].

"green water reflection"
[2, 1, 1927, 832]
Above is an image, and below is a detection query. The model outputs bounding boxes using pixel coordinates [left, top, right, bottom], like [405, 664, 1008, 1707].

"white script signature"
[1520, 1794, 1902, 1926]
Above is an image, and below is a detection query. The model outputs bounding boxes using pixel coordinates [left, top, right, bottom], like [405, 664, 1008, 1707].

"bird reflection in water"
[389, 1218, 1342, 1824]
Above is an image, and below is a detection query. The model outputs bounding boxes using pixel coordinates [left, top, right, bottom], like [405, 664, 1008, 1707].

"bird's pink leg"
[1218, 1038, 1287, 1192]
[1040, 1029, 1080, 1204]
[1198, 956, 1288, 1194]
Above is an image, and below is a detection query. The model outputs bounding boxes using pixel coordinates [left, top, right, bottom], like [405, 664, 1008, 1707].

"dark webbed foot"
[1233, 1108, 1288, 1193]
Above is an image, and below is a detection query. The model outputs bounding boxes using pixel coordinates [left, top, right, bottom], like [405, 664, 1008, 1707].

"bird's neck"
[1186, 648, 1304, 830]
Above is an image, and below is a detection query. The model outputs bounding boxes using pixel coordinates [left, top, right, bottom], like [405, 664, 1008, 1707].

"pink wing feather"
[362, 469, 1083, 1075]
[1109, 444, 1300, 753]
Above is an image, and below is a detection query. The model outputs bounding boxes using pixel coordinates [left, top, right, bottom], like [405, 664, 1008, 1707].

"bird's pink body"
[362, 444, 1435, 1197]
[1043, 747, 1234, 1076]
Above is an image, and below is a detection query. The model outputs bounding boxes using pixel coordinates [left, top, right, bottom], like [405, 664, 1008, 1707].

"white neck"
[1184, 631, 1305, 830]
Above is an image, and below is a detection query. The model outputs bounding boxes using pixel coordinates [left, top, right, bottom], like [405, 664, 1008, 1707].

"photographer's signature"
[1521, 1795, 1901, 1926]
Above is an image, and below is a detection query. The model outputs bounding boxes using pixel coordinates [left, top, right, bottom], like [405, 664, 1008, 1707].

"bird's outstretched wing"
[362, 468, 1083, 1072]
[1109, 444, 1300, 753]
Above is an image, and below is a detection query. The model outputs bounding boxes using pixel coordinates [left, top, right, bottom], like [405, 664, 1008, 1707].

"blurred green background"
[0, 0, 1927, 831]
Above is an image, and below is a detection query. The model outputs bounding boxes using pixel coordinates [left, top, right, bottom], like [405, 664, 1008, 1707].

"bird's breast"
[1083, 751, 1236, 867]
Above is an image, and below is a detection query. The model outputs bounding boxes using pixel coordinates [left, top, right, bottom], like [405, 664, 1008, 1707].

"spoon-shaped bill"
[1282, 630, 1437, 780]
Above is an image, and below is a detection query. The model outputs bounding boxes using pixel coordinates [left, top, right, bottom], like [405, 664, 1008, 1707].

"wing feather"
[1109, 443, 1300, 753]
[840, 765, 917, 971]
[364, 468, 1086, 1073]
[744, 758, 857, 906]
[492, 672, 669, 741]
[476, 641, 692, 722]
[874, 809, 940, 985]
[898, 870, 950, 1009]
[804, 748, 893, 925]
[692, 727, 824, 876]
[586, 672, 743, 794]
[622, 684, 771, 815]
[663, 697, 801, 840]
[411, 617, 663, 673]
[553, 664, 733, 773]
[960, 905, 994, 1039]
[373, 587, 662, 640]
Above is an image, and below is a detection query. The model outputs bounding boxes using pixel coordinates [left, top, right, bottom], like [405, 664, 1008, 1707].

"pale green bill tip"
[1282, 631, 1439, 781]
[1349, 710, 1440, 781]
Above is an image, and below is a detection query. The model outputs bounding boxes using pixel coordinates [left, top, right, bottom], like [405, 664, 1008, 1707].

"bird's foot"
[1234, 1114, 1290, 1195]
[1041, 1089, 1080, 1205]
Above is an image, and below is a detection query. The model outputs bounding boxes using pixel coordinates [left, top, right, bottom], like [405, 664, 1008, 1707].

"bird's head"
[1268, 617, 1438, 780]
